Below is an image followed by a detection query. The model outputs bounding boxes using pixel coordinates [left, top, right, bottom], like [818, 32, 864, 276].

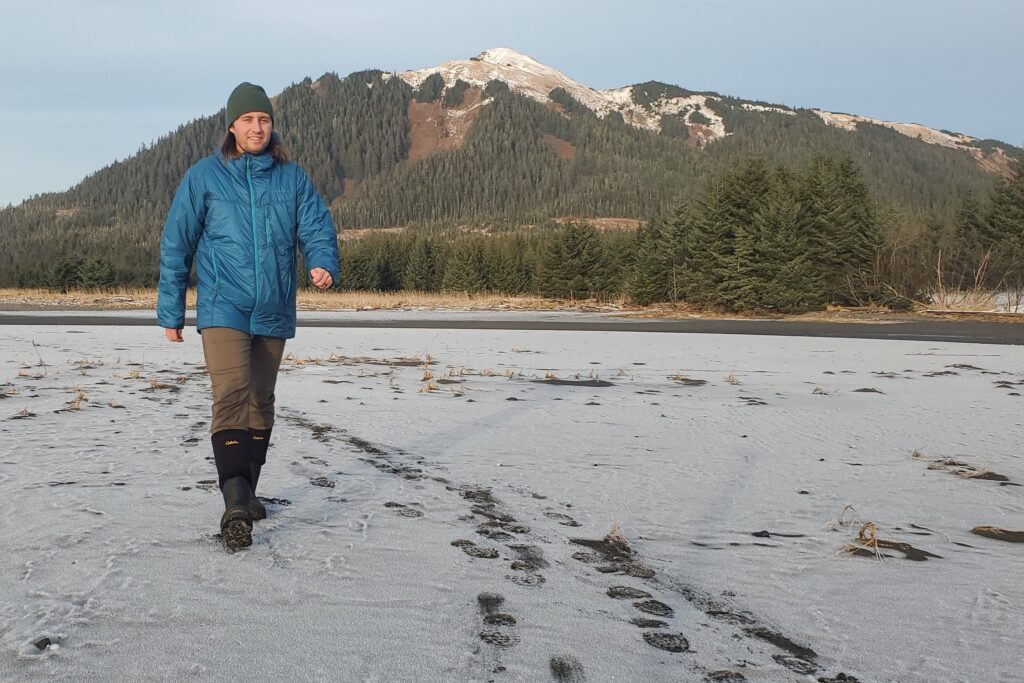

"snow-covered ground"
[1, 321, 1022, 681]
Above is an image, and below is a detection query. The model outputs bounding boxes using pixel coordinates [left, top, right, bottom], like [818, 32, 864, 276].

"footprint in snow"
[452, 539, 499, 559]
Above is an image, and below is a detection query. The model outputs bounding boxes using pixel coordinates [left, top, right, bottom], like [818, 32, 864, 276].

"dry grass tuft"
[126, 370, 142, 379]
[824, 504, 860, 533]
[957, 466, 992, 479]
[727, 372, 740, 385]
[419, 382, 439, 394]
[544, 371, 557, 380]
[17, 370, 43, 379]
[929, 288, 1000, 312]
[837, 521, 886, 561]
[923, 455, 1002, 480]
[605, 522, 627, 545]
[65, 390, 88, 411]
[148, 378, 174, 390]
[421, 369, 434, 381]
[857, 522, 879, 546]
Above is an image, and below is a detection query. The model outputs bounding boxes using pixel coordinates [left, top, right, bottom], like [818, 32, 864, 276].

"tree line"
[324, 154, 1023, 312]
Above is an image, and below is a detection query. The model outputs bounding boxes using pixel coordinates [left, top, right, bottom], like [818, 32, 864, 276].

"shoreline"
[3, 309, 1024, 345]
[0, 288, 1020, 325]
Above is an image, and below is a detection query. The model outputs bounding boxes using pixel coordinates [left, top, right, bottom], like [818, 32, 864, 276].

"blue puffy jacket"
[156, 144, 340, 339]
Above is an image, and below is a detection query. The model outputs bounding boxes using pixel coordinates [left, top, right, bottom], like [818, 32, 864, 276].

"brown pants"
[201, 327, 286, 433]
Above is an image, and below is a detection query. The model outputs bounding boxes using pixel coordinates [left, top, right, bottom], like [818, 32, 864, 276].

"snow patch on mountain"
[397, 48, 728, 143]
[604, 88, 728, 142]
[813, 110, 976, 149]
[742, 103, 796, 116]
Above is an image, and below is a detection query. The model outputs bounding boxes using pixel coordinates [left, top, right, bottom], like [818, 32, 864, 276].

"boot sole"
[221, 509, 253, 551]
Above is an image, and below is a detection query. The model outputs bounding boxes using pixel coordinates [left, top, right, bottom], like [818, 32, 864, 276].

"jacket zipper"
[246, 156, 260, 332]
[265, 206, 271, 245]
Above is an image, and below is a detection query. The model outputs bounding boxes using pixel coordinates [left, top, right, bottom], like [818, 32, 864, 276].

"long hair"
[220, 131, 288, 163]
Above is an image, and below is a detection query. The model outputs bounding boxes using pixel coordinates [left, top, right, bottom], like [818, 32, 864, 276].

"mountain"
[0, 47, 1018, 287]
[399, 47, 1014, 169]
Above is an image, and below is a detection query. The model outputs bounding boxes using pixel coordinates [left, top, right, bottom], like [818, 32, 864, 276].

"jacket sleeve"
[156, 168, 206, 329]
[295, 169, 340, 286]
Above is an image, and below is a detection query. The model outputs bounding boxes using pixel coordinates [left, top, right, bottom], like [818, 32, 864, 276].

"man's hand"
[310, 267, 333, 290]
[164, 328, 184, 343]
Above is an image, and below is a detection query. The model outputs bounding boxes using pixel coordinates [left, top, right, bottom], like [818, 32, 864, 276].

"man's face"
[230, 112, 273, 154]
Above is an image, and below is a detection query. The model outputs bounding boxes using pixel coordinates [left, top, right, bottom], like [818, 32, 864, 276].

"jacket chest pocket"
[264, 193, 297, 251]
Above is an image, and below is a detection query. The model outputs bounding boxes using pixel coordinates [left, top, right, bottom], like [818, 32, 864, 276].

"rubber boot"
[220, 476, 254, 550]
[212, 429, 255, 550]
[247, 463, 267, 521]
[247, 428, 272, 521]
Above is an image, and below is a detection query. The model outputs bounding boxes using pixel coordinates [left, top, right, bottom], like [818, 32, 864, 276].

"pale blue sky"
[1, 0, 1021, 206]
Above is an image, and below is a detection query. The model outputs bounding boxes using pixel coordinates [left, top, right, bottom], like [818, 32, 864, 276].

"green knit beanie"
[225, 82, 274, 130]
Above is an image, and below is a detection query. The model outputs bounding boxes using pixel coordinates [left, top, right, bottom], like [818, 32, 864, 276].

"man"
[157, 82, 340, 551]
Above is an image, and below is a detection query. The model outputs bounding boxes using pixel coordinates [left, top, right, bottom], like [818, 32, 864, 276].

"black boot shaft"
[212, 429, 252, 490]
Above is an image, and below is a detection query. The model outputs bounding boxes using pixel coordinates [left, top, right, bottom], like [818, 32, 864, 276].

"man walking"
[157, 82, 339, 550]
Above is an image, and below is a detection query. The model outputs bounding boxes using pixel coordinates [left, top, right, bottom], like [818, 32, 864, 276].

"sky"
[1, 0, 1021, 207]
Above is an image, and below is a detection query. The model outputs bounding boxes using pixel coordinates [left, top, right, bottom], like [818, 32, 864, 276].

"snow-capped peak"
[392, 48, 1007, 164]
[396, 47, 728, 143]
[474, 47, 546, 70]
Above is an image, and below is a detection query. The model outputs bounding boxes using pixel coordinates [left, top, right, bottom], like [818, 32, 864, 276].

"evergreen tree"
[402, 236, 437, 291]
[796, 157, 881, 303]
[442, 79, 470, 108]
[537, 222, 605, 299]
[986, 158, 1024, 244]
[713, 159, 776, 310]
[414, 73, 444, 103]
[944, 191, 991, 287]
[50, 256, 85, 293]
[986, 159, 1024, 287]
[627, 220, 669, 305]
[80, 258, 116, 290]
[441, 237, 486, 292]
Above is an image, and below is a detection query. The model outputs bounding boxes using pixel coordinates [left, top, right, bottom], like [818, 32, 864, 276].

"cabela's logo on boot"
[225, 439, 240, 446]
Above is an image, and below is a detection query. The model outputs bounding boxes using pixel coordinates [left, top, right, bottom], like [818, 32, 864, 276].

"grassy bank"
[0, 287, 1020, 323]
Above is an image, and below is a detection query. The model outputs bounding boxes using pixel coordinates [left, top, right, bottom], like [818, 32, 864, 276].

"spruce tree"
[441, 238, 486, 292]
[714, 159, 775, 310]
[402, 237, 437, 291]
[627, 220, 668, 305]
[537, 222, 605, 299]
[986, 159, 1024, 288]
[797, 156, 880, 304]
